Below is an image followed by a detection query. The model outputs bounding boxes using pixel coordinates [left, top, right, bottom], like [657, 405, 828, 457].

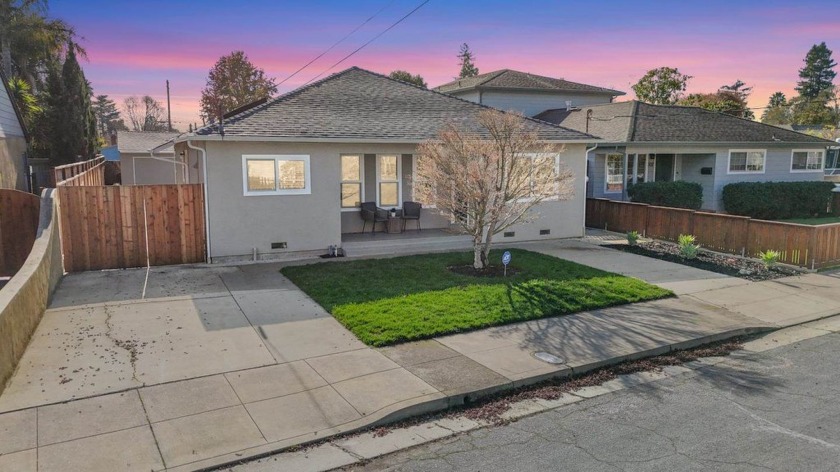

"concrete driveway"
[0, 263, 368, 412]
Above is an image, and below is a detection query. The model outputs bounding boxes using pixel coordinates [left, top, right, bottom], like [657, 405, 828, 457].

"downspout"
[187, 140, 212, 263]
[583, 144, 598, 236]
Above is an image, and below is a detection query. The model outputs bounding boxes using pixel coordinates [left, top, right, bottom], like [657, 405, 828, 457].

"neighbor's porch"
[341, 228, 473, 257]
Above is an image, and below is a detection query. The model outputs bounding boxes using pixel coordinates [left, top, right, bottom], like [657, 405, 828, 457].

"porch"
[341, 228, 473, 257]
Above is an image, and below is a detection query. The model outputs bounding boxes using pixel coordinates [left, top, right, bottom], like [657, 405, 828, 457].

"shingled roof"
[535, 101, 834, 144]
[434, 69, 625, 96]
[187, 67, 594, 142]
[117, 131, 180, 154]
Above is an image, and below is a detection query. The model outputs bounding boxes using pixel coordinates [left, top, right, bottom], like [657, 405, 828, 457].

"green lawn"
[777, 216, 840, 225]
[281, 249, 671, 346]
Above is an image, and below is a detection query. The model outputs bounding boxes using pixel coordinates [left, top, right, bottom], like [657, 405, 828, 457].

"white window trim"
[242, 154, 311, 196]
[375, 154, 402, 208]
[604, 153, 624, 194]
[727, 149, 766, 175]
[411, 155, 436, 209]
[790, 149, 825, 173]
[340, 154, 365, 212]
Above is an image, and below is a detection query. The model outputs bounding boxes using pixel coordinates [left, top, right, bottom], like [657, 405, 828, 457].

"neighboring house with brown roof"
[536, 101, 835, 211]
[173, 67, 597, 262]
[434, 69, 624, 117]
[117, 131, 185, 184]
[0, 70, 29, 191]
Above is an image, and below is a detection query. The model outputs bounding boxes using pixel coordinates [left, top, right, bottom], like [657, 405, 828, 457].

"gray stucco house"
[434, 69, 624, 117]
[535, 101, 835, 211]
[118, 131, 184, 185]
[171, 67, 595, 262]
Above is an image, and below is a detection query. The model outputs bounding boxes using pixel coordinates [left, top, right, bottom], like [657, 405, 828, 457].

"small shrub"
[626, 230, 640, 246]
[722, 181, 835, 220]
[758, 249, 780, 269]
[627, 181, 703, 210]
[678, 234, 700, 259]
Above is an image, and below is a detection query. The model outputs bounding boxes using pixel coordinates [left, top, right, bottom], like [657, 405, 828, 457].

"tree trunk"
[473, 244, 485, 270]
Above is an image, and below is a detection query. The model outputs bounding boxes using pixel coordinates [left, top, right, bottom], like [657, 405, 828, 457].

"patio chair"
[402, 201, 422, 231]
[360, 202, 388, 233]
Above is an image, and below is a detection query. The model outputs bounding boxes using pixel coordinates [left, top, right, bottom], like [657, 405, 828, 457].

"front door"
[654, 154, 674, 182]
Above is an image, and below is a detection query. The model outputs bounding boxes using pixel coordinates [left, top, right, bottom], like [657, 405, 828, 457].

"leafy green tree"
[632, 67, 692, 105]
[791, 91, 838, 126]
[761, 92, 792, 125]
[388, 70, 427, 88]
[457, 43, 479, 78]
[5, 75, 40, 127]
[678, 80, 753, 119]
[0, 0, 81, 90]
[796, 42, 836, 100]
[199, 50, 277, 121]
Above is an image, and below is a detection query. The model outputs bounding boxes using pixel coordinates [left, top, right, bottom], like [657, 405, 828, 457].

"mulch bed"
[604, 241, 801, 281]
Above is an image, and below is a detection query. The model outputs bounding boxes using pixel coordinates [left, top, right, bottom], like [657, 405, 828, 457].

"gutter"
[186, 140, 212, 263]
[173, 135, 600, 145]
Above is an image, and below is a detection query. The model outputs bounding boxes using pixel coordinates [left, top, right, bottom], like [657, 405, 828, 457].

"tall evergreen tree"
[92, 94, 121, 136]
[796, 42, 837, 100]
[40, 43, 97, 164]
[457, 43, 479, 78]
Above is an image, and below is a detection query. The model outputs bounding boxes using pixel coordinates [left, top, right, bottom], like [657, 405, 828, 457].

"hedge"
[627, 181, 703, 210]
[722, 181, 836, 220]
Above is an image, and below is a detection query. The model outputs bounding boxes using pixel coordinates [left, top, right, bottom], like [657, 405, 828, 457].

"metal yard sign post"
[502, 251, 511, 277]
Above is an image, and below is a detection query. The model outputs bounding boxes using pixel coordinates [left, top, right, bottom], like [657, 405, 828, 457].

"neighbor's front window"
[791, 150, 825, 172]
[377, 154, 400, 207]
[341, 154, 363, 208]
[605, 153, 624, 193]
[242, 155, 310, 196]
[728, 150, 765, 173]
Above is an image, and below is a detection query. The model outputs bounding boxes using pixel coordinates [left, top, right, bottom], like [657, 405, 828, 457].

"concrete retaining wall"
[0, 189, 63, 392]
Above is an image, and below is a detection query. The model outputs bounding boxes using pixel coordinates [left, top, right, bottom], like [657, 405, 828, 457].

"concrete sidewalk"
[1, 240, 839, 471]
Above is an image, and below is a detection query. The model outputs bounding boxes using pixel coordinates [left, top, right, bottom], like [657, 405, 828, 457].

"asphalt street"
[349, 333, 840, 471]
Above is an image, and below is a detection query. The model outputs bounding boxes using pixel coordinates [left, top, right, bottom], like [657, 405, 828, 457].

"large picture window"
[605, 153, 624, 193]
[377, 154, 400, 207]
[791, 150, 824, 172]
[242, 155, 310, 196]
[728, 150, 765, 174]
[340, 154, 363, 208]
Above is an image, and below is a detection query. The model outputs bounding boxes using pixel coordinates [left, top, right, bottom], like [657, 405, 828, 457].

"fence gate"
[57, 184, 206, 272]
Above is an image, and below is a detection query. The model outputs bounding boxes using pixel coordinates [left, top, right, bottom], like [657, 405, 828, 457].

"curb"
[196, 325, 774, 472]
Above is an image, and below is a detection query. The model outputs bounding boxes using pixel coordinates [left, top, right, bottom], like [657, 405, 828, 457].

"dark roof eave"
[440, 84, 625, 96]
[587, 140, 833, 147]
[175, 134, 600, 144]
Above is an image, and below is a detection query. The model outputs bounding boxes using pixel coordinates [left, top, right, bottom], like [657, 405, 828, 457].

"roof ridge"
[627, 100, 640, 142]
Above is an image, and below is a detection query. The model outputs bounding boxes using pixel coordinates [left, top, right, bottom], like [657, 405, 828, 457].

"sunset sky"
[51, 0, 840, 129]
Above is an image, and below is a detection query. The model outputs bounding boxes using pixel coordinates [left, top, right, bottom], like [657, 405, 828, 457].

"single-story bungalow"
[118, 131, 185, 185]
[535, 101, 836, 211]
[434, 69, 624, 117]
[170, 67, 596, 262]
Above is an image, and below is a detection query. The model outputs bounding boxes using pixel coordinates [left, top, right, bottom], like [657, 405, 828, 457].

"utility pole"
[166, 80, 172, 132]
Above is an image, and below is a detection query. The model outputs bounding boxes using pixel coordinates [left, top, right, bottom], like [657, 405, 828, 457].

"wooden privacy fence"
[586, 198, 840, 269]
[54, 156, 105, 187]
[57, 184, 206, 272]
[0, 190, 41, 277]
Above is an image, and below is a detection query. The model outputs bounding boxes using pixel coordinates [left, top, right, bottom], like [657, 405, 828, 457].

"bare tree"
[122, 95, 167, 131]
[416, 109, 574, 270]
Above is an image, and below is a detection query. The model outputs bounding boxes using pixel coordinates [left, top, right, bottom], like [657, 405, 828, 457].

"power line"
[277, 0, 396, 87]
[303, 0, 431, 86]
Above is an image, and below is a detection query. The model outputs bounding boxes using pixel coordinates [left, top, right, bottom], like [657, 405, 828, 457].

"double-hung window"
[242, 155, 310, 196]
[340, 154, 363, 209]
[531, 154, 559, 198]
[728, 150, 765, 174]
[377, 154, 400, 207]
[791, 150, 825, 172]
[605, 153, 624, 193]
